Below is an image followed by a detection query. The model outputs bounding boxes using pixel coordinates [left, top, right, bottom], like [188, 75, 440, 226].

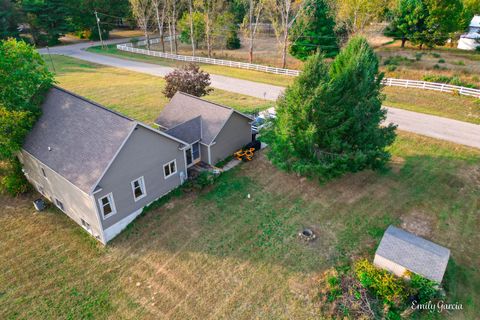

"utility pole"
[46, 46, 56, 73]
[94, 11, 105, 49]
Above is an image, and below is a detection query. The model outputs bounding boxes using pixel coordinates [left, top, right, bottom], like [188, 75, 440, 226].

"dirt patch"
[390, 156, 405, 174]
[400, 211, 435, 237]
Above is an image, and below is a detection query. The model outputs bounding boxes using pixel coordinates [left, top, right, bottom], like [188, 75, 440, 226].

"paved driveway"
[40, 40, 480, 149]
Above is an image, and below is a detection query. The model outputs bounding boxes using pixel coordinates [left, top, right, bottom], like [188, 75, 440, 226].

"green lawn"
[384, 86, 480, 124]
[47, 55, 273, 124]
[86, 44, 295, 87]
[1, 132, 479, 319]
[1, 54, 479, 319]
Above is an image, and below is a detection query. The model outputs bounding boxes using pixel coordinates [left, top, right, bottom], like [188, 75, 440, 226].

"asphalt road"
[40, 40, 480, 149]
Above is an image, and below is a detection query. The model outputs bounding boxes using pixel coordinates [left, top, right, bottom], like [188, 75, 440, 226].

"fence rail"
[117, 42, 301, 76]
[381, 78, 480, 98]
[117, 41, 480, 98]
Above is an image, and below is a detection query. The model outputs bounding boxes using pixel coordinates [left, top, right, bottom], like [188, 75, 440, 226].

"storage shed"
[373, 226, 450, 283]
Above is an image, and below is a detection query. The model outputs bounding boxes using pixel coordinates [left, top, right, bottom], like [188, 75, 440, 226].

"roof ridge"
[51, 85, 134, 122]
[387, 226, 448, 256]
[177, 91, 236, 112]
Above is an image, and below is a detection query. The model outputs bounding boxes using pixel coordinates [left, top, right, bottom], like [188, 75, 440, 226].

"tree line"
[0, 0, 130, 46]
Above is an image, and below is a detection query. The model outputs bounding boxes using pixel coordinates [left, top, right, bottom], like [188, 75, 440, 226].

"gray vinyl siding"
[18, 150, 103, 239]
[94, 126, 186, 230]
[210, 113, 252, 165]
[200, 144, 210, 165]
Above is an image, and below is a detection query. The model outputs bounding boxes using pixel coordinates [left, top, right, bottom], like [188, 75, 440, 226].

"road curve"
[40, 40, 480, 149]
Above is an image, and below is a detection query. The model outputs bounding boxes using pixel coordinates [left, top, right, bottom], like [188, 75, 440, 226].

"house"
[19, 87, 195, 244]
[373, 226, 450, 283]
[458, 15, 480, 50]
[154, 92, 253, 166]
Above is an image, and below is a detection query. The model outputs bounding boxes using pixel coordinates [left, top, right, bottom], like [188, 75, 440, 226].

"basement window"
[131, 176, 146, 201]
[55, 199, 65, 212]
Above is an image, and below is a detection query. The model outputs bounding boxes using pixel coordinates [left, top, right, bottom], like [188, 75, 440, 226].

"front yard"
[1, 132, 479, 319]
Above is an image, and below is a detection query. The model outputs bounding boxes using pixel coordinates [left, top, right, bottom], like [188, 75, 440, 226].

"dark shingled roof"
[165, 116, 202, 144]
[23, 87, 136, 193]
[375, 226, 450, 282]
[154, 92, 252, 145]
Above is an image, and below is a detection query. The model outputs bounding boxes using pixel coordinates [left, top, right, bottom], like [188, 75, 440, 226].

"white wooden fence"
[381, 78, 480, 98]
[117, 41, 480, 98]
[117, 42, 301, 76]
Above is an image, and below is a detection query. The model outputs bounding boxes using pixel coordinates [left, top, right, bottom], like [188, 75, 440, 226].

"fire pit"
[298, 228, 316, 242]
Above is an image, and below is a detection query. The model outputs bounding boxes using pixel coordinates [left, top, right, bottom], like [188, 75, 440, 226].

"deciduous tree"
[130, 0, 154, 49]
[163, 64, 213, 98]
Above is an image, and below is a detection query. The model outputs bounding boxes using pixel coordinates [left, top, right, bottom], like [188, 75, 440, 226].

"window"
[131, 176, 146, 201]
[192, 142, 200, 160]
[55, 199, 65, 212]
[99, 193, 116, 219]
[41, 167, 47, 178]
[163, 160, 177, 179]
[81, 219, 92, 234]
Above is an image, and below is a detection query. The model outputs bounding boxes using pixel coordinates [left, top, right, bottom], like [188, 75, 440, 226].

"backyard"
[1, 132, 479, 319]
[0, 54, 479, 319]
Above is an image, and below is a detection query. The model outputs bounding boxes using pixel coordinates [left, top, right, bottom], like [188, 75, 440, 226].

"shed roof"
[23, 87, 136, 193]
[375, 226, 450, 282]
[154, 92, 252, 145]
[165, 116, 202, 144]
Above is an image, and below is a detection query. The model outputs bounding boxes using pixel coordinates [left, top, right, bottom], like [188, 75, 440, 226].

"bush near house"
[0, 39, 53, 195]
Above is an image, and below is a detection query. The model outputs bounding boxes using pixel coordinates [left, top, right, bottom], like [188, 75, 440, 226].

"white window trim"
[98, 193, 117, 220]
[163, 160, 177, 179]
[55, 198, 65, 212]
[131, 176, 147, 202]
[81, 219, 93, 234]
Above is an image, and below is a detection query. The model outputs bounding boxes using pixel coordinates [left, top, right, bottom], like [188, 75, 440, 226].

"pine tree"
[289, 0, 338, 60]
[263, 37, 396, 180]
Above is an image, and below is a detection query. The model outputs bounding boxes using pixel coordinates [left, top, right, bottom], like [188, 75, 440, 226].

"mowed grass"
[1, 132, 480, 319]
[86, 45, 295, 87]
[47, 55, 273, 124]
[384, 86, 480, 124]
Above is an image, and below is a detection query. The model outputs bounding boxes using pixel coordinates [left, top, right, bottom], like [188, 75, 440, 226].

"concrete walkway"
[40, 40, 480, 149]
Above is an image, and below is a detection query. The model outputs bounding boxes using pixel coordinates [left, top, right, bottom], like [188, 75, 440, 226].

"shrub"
[225, 28, 241, 50]
[386, 65, 397, 72]
[422, 75, 477, 88]
[383, 55, 412, 66]
[415, 52, 423, 61]
[455, 60, 465, 66]
[438, 58, 445, 63]
[409, 273, 439, 303]
[195, 171, 217, 189]
[1, 158, 31, 196]
[354, 259, 407, 305]
[163, 63, 213, 98]
[433, 64, 441, 70]
[431, 52, 441, 58]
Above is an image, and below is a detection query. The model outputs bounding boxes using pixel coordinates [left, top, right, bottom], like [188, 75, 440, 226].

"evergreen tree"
[289, 0, 338, 59]
[263, 37, 396, 180]
[22, 0, 73, 46]
[0, 0, 21, 40]
[226, 25, 241, 49]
